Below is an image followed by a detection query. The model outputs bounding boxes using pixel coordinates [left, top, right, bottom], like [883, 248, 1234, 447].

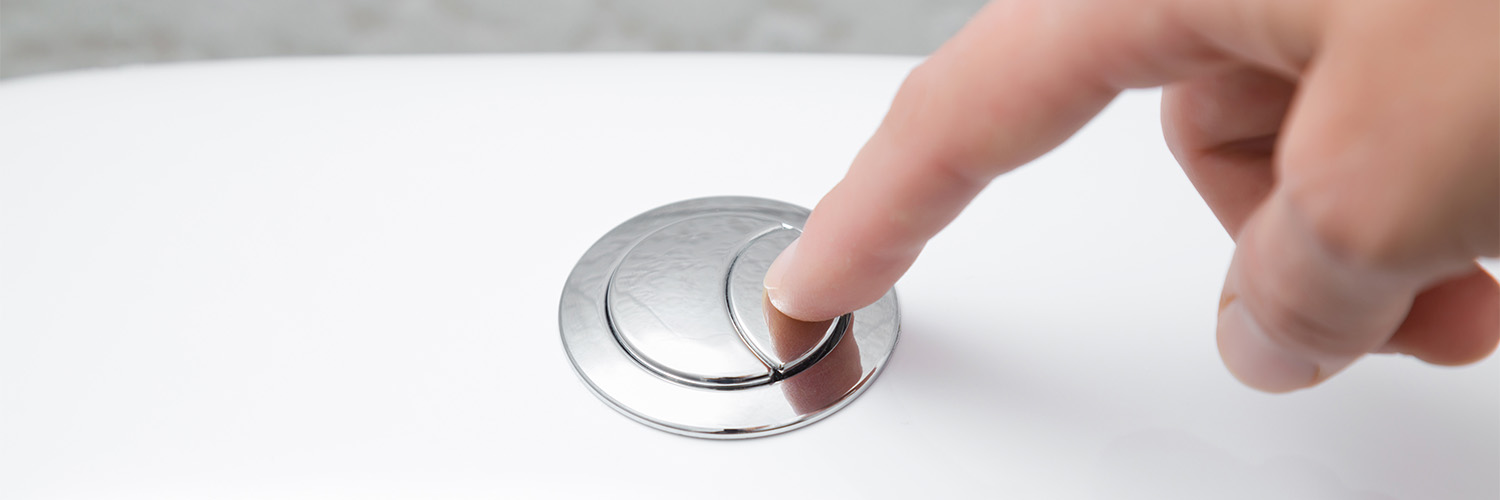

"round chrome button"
[559, 197, 900, 439]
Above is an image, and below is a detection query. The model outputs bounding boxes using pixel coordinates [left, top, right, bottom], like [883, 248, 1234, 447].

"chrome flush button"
[559, 197, 900, 439]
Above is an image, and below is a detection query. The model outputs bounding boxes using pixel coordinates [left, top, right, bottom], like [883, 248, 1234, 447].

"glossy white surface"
[1, 55, 1495, 499]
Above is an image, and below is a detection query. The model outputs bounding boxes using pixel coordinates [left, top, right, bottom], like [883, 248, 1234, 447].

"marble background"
[0, 0, 985, 79]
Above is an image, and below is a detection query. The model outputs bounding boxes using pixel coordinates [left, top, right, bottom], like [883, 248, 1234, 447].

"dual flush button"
[559, 197, 900, 438]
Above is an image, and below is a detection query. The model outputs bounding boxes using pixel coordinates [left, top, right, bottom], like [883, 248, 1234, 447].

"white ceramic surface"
[1, 55, 1494, 499]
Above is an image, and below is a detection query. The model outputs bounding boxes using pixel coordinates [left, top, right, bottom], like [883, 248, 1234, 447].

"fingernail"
[1217, 298, 1320, 393]
[763, 238, 800, 314]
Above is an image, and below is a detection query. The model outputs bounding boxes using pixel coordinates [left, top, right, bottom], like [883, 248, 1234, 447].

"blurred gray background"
[0, 0, 985, 79]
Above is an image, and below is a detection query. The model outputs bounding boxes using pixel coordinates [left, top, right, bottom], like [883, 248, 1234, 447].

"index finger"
[763, 0, 1319, 320]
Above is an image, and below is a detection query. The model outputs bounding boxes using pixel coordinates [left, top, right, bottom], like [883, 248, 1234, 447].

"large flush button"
[606, 214, 781, 386]
[560, 197, 900, 439]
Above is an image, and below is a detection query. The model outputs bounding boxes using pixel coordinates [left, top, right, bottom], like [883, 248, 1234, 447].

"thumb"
[1215, 1, 1498, 392]
[1216, 197, 1415, 393]
[1219, 193, 1499, 392]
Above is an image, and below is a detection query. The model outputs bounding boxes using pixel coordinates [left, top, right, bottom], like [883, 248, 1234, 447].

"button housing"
[559, 197, 900, 439]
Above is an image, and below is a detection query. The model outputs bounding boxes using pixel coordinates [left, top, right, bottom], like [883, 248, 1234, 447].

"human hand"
[762, 0, 1498, 392]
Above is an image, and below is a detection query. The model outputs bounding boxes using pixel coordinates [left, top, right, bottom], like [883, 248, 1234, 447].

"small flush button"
[559, 197, 900, 439]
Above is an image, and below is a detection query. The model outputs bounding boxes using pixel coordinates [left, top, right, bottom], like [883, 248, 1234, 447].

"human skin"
[761, 0, 1499, 393]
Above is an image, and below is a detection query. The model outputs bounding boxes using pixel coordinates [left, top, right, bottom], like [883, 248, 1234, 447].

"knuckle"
[1247, 294, 1353, 356]
[1279, 174, 1409, 271]
[897, 61, 941, 106]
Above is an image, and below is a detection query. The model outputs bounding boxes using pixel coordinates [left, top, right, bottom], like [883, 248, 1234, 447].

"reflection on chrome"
[765, 293, 864, 415]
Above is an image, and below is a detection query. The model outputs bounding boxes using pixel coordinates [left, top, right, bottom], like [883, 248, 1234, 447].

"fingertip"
[1413, 338, 1500, 367]
[765, 288, 829, 324]
[1212, 192, 1411, 394]
[762, 237, 797, 294]
[1216, 298, 1324, 393]
[765, 285, 847, 323]
[764, 289, 845, 323]
[1384, 267, 1500, 366]
[763, 237, 847, 322]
